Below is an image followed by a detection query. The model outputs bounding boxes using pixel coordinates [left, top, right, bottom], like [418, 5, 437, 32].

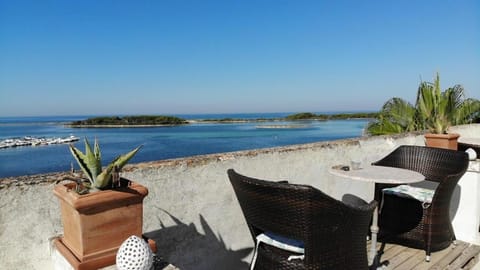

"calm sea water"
[0, 113, 370, 178]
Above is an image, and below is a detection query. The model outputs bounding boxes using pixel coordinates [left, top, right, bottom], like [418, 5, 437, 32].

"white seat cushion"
[250, 232, 304, 270]
[383, 184, 434, 203]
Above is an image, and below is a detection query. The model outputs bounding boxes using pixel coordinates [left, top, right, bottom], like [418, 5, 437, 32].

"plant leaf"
[69, 143, 94, 185]
[94, 138, 102, 167]
[94, 170, 111, 189]
[83, 138, 102, 182]
[112, 145, 143, 170]
[93, 145, 143, 189]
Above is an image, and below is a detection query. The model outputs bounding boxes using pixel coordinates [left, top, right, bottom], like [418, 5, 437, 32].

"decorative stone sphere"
[116, 235, 153, 270]
[466, 148, 477, 160]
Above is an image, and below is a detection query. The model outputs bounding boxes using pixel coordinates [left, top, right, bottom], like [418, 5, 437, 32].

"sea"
[0, 113, 370, 178]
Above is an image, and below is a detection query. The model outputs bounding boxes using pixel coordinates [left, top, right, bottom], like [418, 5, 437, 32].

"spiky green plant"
[69, 138, 142, 191]
[366, 97, 417, 135]
[367, 73, 480, 135]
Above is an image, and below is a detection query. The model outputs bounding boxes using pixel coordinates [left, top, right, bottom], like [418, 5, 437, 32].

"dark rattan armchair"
[372, 145, 469, 261]
[227, 169, 377, 270]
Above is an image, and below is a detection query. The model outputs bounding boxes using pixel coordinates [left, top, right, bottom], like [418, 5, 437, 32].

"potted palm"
[367, 73, 480, 150]
[53, 138, 148, 270]
[417, 73, 480, 149]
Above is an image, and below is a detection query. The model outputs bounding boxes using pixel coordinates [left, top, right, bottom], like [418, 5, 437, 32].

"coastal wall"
[1, 124, 479, 270]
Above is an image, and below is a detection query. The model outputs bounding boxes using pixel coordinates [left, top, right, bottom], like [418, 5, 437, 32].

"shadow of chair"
[372, 145, 469, 261]
[227, 169, 377, 270]
[144, 209, 252, 270]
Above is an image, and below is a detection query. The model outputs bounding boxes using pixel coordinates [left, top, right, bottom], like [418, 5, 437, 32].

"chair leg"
[425, 245, 432, 262]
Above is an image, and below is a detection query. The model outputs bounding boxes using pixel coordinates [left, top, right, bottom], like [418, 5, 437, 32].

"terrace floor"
[375, 240, 480, 269]
[54, 239, 480, 269]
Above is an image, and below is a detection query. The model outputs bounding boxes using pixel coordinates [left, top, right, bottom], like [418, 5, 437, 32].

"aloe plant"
[69, 138, 142, 191]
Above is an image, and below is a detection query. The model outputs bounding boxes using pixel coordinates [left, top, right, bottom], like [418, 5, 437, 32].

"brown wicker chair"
[372, 145, 469, 261]
[227, 169, 377, 270]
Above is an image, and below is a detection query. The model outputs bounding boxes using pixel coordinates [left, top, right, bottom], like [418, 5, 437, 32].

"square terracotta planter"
[424, 133, 460, 150]
[53, 179, 148, 270]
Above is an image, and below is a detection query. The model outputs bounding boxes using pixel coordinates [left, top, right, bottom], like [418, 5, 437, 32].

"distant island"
[284, 112, 378, 120]
[191, 112, 379, 123]
[67, 112, 378, 127]
[67, 115, 188, 127]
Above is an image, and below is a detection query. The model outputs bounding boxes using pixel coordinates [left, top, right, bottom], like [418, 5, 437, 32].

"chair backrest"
[227, 169, 376, 268]
[373, 145, 469, 216]
[373, 145, 469, 256]
[372, 145, 469, 183]
[228, 169, 317, 243]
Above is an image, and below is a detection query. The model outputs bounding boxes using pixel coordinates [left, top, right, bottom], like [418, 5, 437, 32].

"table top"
[329, 164, 425, 184]
[458, 137, 480, 146]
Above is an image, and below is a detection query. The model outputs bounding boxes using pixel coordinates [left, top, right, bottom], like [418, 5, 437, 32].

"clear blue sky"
[1, 0, 479, 117]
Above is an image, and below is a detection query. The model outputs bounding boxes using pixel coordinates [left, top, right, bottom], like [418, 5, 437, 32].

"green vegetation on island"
[285, 112, 378, 120]
[69, 115, 188, 127]
[285, 112, 321, 120]
[196, 117, 277, 123]
[197, 112, 376, 123]
[67, 112, 379, 128]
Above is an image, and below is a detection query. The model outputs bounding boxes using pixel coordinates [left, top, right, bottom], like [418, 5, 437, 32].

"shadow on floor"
[144, 208, 252, 270]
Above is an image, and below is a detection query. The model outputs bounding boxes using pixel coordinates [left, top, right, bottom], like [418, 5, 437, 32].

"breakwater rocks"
[0, 135, 79, 149]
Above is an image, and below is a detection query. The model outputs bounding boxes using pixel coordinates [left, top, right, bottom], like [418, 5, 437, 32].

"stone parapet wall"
[1, 124, 478, 270]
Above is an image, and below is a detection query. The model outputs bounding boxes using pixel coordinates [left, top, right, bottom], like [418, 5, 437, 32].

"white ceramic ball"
[466, 148, 477, 161]
[116, 235, 153, 270]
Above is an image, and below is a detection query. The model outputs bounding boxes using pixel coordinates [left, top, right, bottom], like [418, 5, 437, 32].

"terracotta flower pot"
[424, 133, 460, 150]
[53, 179, 148, 270]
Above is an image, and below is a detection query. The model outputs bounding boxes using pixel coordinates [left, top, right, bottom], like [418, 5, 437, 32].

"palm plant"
[69, 138, 142, 192]
[367, 97, 416, 135]
[367, 73, 480, 135]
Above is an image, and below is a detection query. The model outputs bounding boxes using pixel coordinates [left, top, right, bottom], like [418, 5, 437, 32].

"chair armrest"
[342, 193, 377, 211]
[342, 193, 368, 207]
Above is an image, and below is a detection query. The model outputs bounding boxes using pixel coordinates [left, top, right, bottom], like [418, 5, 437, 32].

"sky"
[0, 0, 479, 117]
